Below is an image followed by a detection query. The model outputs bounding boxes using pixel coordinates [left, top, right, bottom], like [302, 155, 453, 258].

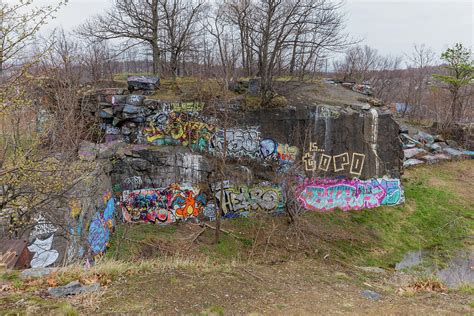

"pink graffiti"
[296, 178, 403, 212]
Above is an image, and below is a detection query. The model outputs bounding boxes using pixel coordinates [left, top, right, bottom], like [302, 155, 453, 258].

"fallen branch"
[186, 227, 207, 250]
[242, 267, 265, 283]
[200, 222, 245, 241]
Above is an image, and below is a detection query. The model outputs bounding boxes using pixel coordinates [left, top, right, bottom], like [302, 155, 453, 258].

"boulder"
[414, 131, 435, 144]
[399, 125, 409, 134]
[97, 140, 126, 159]
[128, 76, 160, 91]
[248, 78, 261, 96]
[48, 280, 100, 297]
[403, 148, 427, 159]
[420, 154, 439, 164]
[20, 267, 56, 280]
[433, 153, 451, 161]
[99, 108, 114, 119]
[361, 290, 381, 301]
[426, 143, 442, 152]
[126, 95, 145, 106]
[112, 95, 128, 106]
[403, 158, 424, 167]
[78, 141, 98, 161]
[395, 250, 424, 270]
[443, 147, 465, 158]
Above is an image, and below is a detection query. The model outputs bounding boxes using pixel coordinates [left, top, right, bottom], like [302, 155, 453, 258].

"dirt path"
[72, 259, 471, 315]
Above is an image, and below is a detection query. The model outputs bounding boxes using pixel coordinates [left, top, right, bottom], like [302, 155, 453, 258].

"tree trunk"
[451, 88, 459, 123]
[151, 0, 160, 76]
[151, 42, 161, 76]
[170, 52, 178, 80]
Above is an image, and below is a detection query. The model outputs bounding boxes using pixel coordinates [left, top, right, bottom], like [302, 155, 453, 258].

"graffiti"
[105, 126, 121, 135]
[181, 153, 205, 183]
[312, 107, 341, 119]
[210, 128, 261, 158]
[297, 178, 404, 212]
[170, 102, 204, 112]
[70, 199, 81, 218]
[277, 143, 298, 164]
[30, 214, 57, 238]
[112, 184, 122, 193]
[203, 203, 217, 221]
[28, 235, 59, 268]
[143, 113, 298, 167]
[123, 176, 143, 190]
[309, 142, 325, 153]
[260, 138, 277, 158]
[121, 184, 206, 224]
[87, 198, 115, 256]
[145, 112, 215, 152]
[212, 182, 284, 218]
[303, 143, 366, 176]
[103, 192, 112, 204]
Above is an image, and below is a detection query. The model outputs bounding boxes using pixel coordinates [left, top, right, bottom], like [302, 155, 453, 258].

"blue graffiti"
[87, 198, 115, 256]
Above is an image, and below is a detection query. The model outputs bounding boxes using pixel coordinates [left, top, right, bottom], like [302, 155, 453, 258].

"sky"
[6, 0, 474, 62]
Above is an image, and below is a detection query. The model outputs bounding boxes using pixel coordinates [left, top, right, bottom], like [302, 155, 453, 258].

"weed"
[58, 302, 79, 316]
[204, 304, 225, 315]
[456, 283, 474, 295]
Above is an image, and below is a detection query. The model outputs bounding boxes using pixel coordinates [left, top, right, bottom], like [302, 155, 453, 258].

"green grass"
[456, 284, 474, 295]
[199, 233, 244, 262]
[106, 223, 178, 260]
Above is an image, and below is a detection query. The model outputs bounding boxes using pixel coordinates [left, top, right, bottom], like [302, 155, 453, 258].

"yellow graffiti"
[303, 149, 366, 176]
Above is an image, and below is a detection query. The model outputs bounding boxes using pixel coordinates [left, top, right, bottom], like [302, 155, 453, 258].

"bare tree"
[223, 0, 253, 77]
[159, 0, 207, 78]
[77, 0, 162, 75]
[399, 44, 436, 117]
[246, 0, 349, 105]
[0, 1, 65, 76]
[334, 45, 381, 82]
[206, 3, 240, 85]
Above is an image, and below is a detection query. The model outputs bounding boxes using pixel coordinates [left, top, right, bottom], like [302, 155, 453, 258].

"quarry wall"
[16, 86, 406, 268]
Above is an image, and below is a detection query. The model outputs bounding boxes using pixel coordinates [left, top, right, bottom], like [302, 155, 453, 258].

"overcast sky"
[7, 0, 474, 62]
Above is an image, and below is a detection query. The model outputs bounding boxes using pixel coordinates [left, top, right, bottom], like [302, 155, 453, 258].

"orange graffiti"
[175, 190, 202, 218]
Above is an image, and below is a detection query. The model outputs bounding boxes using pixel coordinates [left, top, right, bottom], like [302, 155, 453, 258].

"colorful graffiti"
[142, 111, 299, 168]
[28, 235, 59, 268]
[121, 185, 206, 224]
[297, 178, 404, 212]
[145, 112, 214, 152]
[212, 182, 285, 218]
[303, 143, 365, 176]
[87, 197, 115, 256]
[209, 128, 298, 166]
[210, 128, 261, 159]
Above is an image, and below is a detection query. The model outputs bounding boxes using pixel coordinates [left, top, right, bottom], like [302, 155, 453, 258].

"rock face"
[239, 105, 402, 179]
[80, 89, 404, 224]
[111, 147, 212, 191]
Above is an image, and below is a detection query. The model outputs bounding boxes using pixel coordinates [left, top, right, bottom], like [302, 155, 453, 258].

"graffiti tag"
[297, 178, 404, 212]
